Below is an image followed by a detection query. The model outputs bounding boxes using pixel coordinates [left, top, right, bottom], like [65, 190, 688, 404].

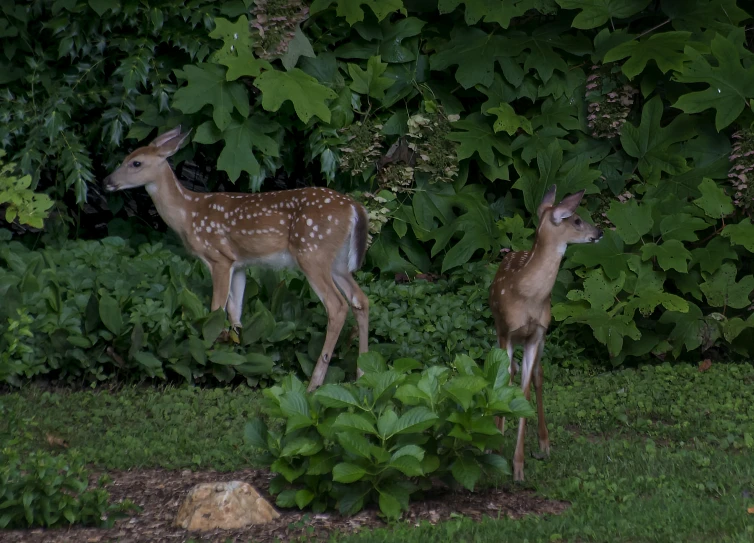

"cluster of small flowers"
[352, 191, 391, 247]
[249, 0, 309, 60]
[406, 110, 460, 185]
[729, 129, 754, 213]
[378, 162, 415, 193]
[585, 64, 637, 140]
[339, 120, 385, 177]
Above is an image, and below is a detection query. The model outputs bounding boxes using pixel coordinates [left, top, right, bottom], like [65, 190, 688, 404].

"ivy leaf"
[173, 63, 249, 131]
[209, 16, 272, 80]
[567, 269, 625, 311]
[569, 229, 630, 280]
[641, 240, 692, 273]
[605, 199, 654, 244]
[660, 212, 710, 242]
[673, 34, 754, 131]
[603, 31, 691, 79]
[690, 237, 737, 273]
[254, 68, 338, 123]
[430, 27, 509, 89]
[620, 95, 695, 183]
[693, 178, 734, 219]
[446, 112, 511, 166]
[488, 103, 532, 136]
[556, 0, 651, 29]
[721, 219, 754, 253]
[216, 115, 280, 182]
[700, 262, 754, 309]
[348, 56, 395, 100]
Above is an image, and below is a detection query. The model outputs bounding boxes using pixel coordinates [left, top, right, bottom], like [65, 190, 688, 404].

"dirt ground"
[1, 468, 570, 543]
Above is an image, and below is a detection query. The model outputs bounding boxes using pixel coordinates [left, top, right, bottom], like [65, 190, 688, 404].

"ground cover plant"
[1, 361, 752, 541]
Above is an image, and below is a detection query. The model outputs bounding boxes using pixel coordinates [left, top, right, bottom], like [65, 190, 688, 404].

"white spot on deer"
[335, 219, 340, 225]
[224, 213, 228, 218]
[306, 218, 313, 226]
[246, 214, 251, 219]
[280, 219, 286, 225]
[501, 289, 505, 295]
[318, 234, 323, 240]
[324, 198, 331, 204]
[326, 228, 332, 235]
[231, 220, 236, 226]
[310, 232, 315, 238]
[327, 215, 332, 221]
[313, 225, 318, 232]
[206, 227, 212, 233]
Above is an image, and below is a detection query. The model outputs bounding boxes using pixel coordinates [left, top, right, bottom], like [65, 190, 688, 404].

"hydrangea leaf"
[700, 262, 754, 309]
[692, 178, 734, 219]
[172, 63, 249, 131]
[446, 112, 511, 167]
[254, 68, 338, 123]
[215, 115, 280, 182]
[721, 218, 754, 253]
[605, 198, 654, 245]
[672, 34, 754, 131]
[311, 0, 406, 25]
[488, 103, 532, 136]
[430, 27, 510, 89]
[640, 240, 692, 273]
[603, 31, 691, 79]
[438, 0, 531, 27]
[348, 56, 395, 100]
[556, 0, 651, 29]
[209, 16, 272, 81]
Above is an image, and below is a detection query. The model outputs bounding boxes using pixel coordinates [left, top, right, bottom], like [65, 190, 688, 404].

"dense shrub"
[244, 349, 533, 519]
[2, 0, 754, 367]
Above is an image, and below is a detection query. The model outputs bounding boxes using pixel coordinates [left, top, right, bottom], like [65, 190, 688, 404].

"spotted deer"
[103, 126, 370, 391]
[489, 185, 603, 481]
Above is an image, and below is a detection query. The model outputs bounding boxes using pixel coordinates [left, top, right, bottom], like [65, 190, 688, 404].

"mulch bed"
[1, 468, 570, 543]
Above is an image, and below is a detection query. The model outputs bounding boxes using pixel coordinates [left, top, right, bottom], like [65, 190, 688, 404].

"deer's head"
[535, 184, 603, 251]
[103, 126, 191, 192]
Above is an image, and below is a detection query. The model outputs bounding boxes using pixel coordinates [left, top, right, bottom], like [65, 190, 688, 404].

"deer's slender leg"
[210, 262, 233, 314]
[513, 329, 544, 482]
[299, 257, 349, 392]
[495, 336, 516, 437]
[333, 272, 370, 378]
[533, 339, 550, 456]
[226, 268, 247, 328]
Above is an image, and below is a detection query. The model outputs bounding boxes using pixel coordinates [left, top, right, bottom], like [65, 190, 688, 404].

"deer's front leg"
[532, 340, 550, 458]
[209, 261, 235, 342]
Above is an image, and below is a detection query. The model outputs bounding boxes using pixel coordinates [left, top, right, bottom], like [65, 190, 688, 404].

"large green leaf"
[692, 178, 734, 219]
[641, 240, 692, 273]
[569, 229, 630, 280]
[198, 115, 280, 183]
[721, 219, 754, 253]
[314, 384, 362, 409]
[446, 113, 511, 166]
[311, 0, 406, 25]
[605, 199, 654, 244]
[620, 96, 695, 183]
[389, 407, 438, 437]
[658, 303, 706, 356]
[348, 56, 395, 100]
[98, 294, 122, 335]
[700, 263, 754, 309]
[209, 16, 272, 80]
[173, 63, 249, 131]
[661, 0, 750, 33]
[451, 456, 482, 491]
[673, 34, 754, 131]
[438, 0, 530, 27]
[566, 269, 625, 311]
[332, 462, 368, 483]
[603, 31, 691, 79]
[254, 68, 338, 123]
[556, 0, 651, 29]
[430, 27, 510, 89]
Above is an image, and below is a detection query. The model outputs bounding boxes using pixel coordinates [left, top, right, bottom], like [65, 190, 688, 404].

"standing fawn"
[489, 185, 603, 481]
[103, 126, 370, 391]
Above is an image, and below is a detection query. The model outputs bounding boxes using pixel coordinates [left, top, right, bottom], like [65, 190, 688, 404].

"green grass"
[2, 362, 754, 542]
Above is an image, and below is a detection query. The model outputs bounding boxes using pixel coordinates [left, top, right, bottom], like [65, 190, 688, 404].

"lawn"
[2, 360, 753, 542]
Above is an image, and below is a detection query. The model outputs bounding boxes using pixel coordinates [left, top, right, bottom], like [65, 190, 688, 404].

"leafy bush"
[0, 447, 132, 529]
[0, 150, 53, 229]
[1, 236, 517, 386]
[244, 349, 534, 520]
[0, 409, 134, 529]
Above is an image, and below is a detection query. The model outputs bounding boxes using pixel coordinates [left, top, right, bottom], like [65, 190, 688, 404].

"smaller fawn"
[489, 185, 603, 481]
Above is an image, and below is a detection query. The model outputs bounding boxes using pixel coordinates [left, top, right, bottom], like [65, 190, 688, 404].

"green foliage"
[3, 0, 754, 367]
[0, 151, 54, 229]
[0, 410, 133, 529]
[245, 349, 533, 519]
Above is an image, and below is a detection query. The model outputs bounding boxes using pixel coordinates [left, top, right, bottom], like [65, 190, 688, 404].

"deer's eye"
[132, 161, 142, 168]
[574, 218, 582, 226]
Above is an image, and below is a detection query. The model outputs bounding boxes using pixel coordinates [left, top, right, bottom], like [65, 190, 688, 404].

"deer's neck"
[516, 235, 566, 301]
[145, 166, 194, 236]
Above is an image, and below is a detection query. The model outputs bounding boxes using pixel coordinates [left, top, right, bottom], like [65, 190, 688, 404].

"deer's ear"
[551, 190, 585, 224]
[537, 184, 558, 219]
[154, 128, 192, 158]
